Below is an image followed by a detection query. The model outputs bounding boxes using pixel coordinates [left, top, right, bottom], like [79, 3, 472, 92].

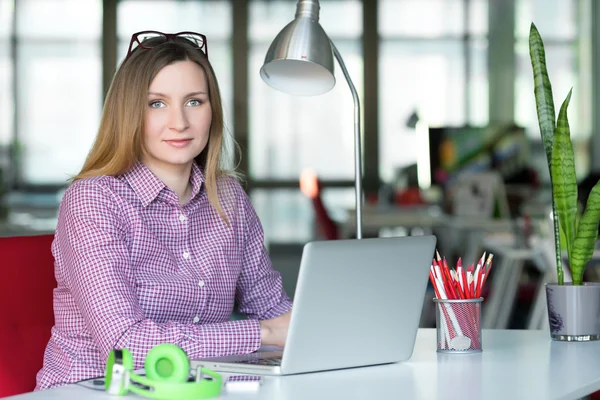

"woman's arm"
[56, 181, 262, 369]
[233, 189, 293, 341]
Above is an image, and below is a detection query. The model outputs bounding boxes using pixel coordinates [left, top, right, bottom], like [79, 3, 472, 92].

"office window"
[469, 38, 489, 127]
[515, 0, 577, 40]
[16, 0, 102, 184]
[0, 45, 10, 147]
[0, 0, 12, 148]
[514, 0, 585, 140]
[251, 190, 312, 245]
[379, 0, 465, 37]
[251, 188, 355, 244]
[248, 0, 363, 181]
[378, 0, 488, 183]
[18, 0, 100, 39]
[0, 0, 11, 37]
[117, 0, 234, 153]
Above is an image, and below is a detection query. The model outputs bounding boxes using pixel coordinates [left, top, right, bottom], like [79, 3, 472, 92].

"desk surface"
[10, 329, 600, 400]
[341, 206, 521, 238]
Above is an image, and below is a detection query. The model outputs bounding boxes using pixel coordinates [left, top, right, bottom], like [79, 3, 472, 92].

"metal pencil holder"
[433, 297, 483, 353]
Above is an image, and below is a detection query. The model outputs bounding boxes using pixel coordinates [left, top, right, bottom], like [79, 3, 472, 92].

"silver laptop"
[191, 235, 437, 375]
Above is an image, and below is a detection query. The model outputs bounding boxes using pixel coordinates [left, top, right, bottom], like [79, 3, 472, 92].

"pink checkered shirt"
[35, 162, 292, 390]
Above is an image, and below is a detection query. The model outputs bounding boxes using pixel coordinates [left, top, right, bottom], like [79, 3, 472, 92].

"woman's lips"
[165, 139, 192, 148]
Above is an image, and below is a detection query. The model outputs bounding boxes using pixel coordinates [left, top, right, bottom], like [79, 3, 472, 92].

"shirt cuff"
[261, 298, 293, 320]
[186, 318, 262, 359]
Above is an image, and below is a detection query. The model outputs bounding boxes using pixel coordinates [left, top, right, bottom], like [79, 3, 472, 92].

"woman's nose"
[168, 106, 189, 131]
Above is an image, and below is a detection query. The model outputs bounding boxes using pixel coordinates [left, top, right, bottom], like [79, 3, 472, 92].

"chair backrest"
[0, 234, 55, 398]
[299, 171, 339, 240]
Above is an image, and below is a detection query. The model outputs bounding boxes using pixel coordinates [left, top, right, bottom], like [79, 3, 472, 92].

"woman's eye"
[149, 101, 165, 108]
[187, 99, 202, 107]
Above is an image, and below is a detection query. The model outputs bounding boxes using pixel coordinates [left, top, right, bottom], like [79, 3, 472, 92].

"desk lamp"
[260, 0, 364, 239]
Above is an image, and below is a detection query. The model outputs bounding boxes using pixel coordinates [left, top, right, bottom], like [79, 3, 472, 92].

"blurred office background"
[0, 0, 596, 246]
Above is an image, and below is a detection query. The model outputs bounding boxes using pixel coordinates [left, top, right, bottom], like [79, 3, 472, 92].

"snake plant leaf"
[572, 180, 600, 285]
[550, 89, 577, 270]
[529, 22, 563, 284]
[529, 22, 556, 165]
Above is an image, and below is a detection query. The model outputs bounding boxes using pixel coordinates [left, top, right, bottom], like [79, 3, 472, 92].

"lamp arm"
[331, 41, 363, 239]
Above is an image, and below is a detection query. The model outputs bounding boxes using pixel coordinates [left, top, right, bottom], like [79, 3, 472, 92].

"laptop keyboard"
[234, 356, 282, 366]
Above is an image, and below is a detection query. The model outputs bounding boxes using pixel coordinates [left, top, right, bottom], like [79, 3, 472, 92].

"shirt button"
[193, 316, 200, 323]
[179, 214, 186, 222]
[183, 252, 190, 259]
[198, 281, 205, 287]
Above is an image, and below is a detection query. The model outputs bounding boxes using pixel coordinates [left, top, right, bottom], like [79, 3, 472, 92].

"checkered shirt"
[35, 162, 292, 390]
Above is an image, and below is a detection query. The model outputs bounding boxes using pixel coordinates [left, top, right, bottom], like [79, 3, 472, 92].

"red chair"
[299, 170, 340, 240]
[0, 234, 56, 398]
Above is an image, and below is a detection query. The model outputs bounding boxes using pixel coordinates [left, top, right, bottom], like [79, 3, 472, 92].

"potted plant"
[529, 22, 600, 341]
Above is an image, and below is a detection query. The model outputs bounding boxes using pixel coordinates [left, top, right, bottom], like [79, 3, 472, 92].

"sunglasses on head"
[126, 31, 208, 59]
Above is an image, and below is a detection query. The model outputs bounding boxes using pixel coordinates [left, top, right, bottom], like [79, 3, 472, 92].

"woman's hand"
[259, 310, 291, 348]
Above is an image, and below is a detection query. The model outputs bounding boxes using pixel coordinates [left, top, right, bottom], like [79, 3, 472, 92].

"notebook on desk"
[192, 235, 437, 375]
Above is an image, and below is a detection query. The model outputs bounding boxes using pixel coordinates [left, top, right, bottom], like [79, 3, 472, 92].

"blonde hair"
[74, 37, 235, 223]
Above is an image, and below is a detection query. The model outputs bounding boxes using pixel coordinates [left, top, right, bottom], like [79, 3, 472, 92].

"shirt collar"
[123, 161, 205, 207]
[189, 162, 205, 200]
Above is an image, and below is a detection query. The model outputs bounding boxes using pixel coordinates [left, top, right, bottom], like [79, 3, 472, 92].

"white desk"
[341, 206, 520, 238]
[341, 206, 449, 239]
[341, 206, 523, 269]
[9, 329, 600, 400]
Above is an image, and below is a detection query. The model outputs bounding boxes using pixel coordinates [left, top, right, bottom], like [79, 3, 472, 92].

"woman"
[35, 31, 292, 390]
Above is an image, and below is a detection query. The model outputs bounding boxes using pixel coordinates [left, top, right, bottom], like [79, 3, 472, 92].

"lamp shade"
[260, 16, 335, 96]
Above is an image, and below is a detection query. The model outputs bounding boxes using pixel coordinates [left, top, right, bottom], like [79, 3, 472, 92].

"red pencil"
[475, 268, 483, 298]
[430, 270, 442, 299]
[478, 254, 494, 297]
[459, 258, 468, 299]
[438, 255, 454, 299]
[465, 263, 472, 299]
[441, 263, 457, 299]
[435, 252, 455, 299]
[452, 258, 465, 299]
[454, 269, 466, 299]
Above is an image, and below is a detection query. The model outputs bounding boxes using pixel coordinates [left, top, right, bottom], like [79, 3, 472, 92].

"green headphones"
[105, 344, 222, 400]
